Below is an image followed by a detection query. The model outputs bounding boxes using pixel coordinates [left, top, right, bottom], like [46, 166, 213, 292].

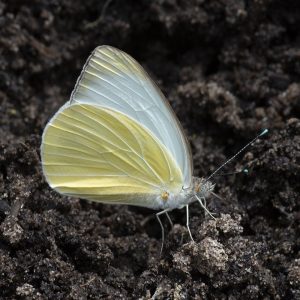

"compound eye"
[195, 183, 201, 193]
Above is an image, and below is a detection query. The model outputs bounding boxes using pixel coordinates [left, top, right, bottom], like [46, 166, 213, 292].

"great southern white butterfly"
[41, 46, 267, 251]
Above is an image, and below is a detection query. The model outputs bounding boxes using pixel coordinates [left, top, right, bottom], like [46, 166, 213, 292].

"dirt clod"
[194, 238, 228, 277]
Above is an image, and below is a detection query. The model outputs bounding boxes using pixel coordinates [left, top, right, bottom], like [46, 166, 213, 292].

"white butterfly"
[41, 46, 267, 251]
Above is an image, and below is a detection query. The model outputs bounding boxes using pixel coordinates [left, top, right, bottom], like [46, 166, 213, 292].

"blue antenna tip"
[260, 129, 268, 136]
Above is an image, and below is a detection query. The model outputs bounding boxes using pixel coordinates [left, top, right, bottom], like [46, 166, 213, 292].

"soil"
[0, 0, 300, 299]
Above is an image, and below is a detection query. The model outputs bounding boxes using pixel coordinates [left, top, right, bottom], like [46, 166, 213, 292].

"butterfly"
[41, 46, 267, 252]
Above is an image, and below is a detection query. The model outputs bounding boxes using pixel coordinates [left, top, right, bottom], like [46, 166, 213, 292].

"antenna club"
[260, 129, 269, 136]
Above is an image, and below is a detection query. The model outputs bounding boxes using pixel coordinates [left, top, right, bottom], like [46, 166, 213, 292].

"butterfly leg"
[165, 211, 173, 228]
[195, 194, 216, 220]
[202, 197, 208, 217]
[186, 204, 194, 242]
[156, 209, 170, 254]
[211, 191, 224, 202]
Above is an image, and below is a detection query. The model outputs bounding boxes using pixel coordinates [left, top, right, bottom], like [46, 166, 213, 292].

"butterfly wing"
[70, 46, 193, 188]
[41, 103, 183, 209]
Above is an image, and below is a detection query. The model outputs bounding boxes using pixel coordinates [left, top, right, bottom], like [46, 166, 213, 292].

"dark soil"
[1, 0, 300, 299]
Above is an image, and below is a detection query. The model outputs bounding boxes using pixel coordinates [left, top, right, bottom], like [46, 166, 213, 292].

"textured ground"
[0, 0, 299, 299]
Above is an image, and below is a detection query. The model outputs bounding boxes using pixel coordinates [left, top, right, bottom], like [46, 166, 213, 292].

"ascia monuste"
[41, 46, 267, 250]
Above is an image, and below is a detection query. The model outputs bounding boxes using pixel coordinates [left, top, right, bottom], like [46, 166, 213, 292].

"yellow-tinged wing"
[41, 103, 183, 208]
[71, 46, 193, 188]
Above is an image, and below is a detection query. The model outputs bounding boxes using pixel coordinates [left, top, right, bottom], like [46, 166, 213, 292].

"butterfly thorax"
[156, 177, 215, 210]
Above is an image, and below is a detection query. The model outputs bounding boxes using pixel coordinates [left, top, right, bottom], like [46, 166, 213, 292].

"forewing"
[70, 46, 193, 188]
[41, 104, 183, 209]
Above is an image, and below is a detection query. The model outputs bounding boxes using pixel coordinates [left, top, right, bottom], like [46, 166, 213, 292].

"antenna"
[205, 129, 268, 182]
[213, 168, 249, 177]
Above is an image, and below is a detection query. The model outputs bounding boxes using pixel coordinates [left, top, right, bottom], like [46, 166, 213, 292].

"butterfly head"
[193, 177, 215, 199]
